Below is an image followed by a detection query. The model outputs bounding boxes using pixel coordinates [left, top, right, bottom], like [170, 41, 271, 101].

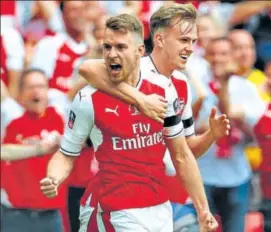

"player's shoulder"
[36, 33, 65, 48]
[141, 71, 171, 90]
[171, 70, 189, 83]
[74, 85, 98, 106]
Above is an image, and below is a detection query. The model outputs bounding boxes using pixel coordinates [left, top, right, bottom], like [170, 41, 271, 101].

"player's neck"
[125, 66, 141, 87]
[66, 28, 84, 43]
[151, 49, 172, 78]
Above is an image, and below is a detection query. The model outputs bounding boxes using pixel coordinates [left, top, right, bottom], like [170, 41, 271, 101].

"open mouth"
[180, 55, 189, 61]
[32, 97, 40, 103]
[110, 64, 122, 72]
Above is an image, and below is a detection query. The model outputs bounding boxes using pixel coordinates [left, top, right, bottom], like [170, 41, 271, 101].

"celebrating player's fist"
[198, 210, 219, 232]
[40, 177, 58, 198]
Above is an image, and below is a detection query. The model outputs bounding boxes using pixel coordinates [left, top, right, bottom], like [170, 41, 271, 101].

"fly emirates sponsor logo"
[112, 123, 164, 150]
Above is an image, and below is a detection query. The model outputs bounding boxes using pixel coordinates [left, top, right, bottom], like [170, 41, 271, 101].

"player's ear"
[154, 33, 164, 48]
[137, 44, 145, 57]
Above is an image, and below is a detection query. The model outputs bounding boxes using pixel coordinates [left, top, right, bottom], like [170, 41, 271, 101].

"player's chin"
[110, 75, 123, 84]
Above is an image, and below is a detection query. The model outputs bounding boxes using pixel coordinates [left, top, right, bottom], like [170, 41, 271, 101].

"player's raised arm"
[79, 59, 167, 123]
[40, 87, 94, 198]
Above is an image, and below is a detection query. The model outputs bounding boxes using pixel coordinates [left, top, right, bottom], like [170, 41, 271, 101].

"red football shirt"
[1, 107, 66, 209]
[61, 73, 186, 212]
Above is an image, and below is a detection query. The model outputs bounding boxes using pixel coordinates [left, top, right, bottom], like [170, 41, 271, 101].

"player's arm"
[218, 77, 245, 121]
[181, 82, 229, 158]
[41, 88, 94, 198]
[162, 103, 217, 230]
[79, 59, 167, 123]
[1, 140, 59, 161]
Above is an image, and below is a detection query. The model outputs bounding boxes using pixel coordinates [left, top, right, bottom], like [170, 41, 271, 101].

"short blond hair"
[106, 14, 143, 44]
[150, 3, 197, 37]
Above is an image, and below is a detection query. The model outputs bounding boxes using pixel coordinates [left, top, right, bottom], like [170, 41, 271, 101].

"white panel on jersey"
[1, 28, 25, 71]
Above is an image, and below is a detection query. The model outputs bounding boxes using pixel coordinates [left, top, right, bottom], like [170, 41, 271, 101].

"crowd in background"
[1, 1, 270, 232]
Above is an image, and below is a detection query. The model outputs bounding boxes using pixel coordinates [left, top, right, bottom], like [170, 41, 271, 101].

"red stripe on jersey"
[101, 212, 116, 232]
[87, 208, 98, 232]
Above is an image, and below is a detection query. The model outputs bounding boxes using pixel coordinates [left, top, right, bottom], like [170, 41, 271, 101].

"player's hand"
[198, 210, 218, 232]
[38, 131, 61, 155]
[209, 107, 230, 139]
[138, 94, 167, 124]
[40, 177, 59, 198]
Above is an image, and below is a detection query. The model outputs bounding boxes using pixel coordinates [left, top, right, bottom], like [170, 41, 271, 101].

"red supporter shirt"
[1, 107, 66, 209]
[61, 72, 187, 212]
[253, 103, 271, 199]
[30, 33, 88, 93]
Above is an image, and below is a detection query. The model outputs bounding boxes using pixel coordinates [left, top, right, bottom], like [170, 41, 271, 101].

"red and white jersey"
[140, 55, 194, 204]
[30, 33, 88, 93]
[1, 106, 66, 209]
[60, 72, 185, 211]
[140, 55, 195, 136]
[0, 27, 24, 86]
[243, 97, 271, 199]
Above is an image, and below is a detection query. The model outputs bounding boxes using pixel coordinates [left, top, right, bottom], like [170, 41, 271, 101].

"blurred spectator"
[198, 1, 271, 32]
[195, 38, 252, 232]
[218, 71, 271, 232]
[30, 1, 88, 93]
[229, 29, 271, 102]
[186, 13, 223, 84]
[1, 27, 25, 99]
[1, 69, 66, 232]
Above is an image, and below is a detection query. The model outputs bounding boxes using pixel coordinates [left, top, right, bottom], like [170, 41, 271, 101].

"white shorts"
[79, 200, 173, 232]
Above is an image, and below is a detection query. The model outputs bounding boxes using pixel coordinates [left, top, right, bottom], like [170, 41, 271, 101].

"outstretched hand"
[138, 94, 168, 124]
[209, 107, 231, 139]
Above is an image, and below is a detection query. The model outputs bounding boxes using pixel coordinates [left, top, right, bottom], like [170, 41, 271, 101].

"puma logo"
[105, 106, 119, 116]
[79, 91, 86, 101]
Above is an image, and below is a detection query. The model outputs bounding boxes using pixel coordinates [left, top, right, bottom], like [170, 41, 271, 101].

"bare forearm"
[171, 146, 209, 213]
[218, 81, 230, 115]
[186, 131, 215, 158]
[230, 1, 270, 25]
[7, 70, 20, 99]
[47, 151, 75, 185]
[1, 144, 42, 161]
[79, 62, 137, 105]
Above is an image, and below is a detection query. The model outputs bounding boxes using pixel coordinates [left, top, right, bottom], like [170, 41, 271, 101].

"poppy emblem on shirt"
[68, 110, 76, 129]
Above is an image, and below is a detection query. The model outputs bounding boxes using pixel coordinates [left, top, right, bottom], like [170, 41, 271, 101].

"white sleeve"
[1, 97, 24, 140]
[30, 37, 57, 78]
[59, 87, 94, 156]
[162, 82, 184, 139]
[3, 28, 25, 71]
[181, 84, 195, 136]
[48, 7, 65, 33]
[229, 75, 266, 129]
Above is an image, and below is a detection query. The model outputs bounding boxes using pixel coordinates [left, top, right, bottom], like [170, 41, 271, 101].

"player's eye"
[116, 44, 126, 50]
[103, 44, 111, 50]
